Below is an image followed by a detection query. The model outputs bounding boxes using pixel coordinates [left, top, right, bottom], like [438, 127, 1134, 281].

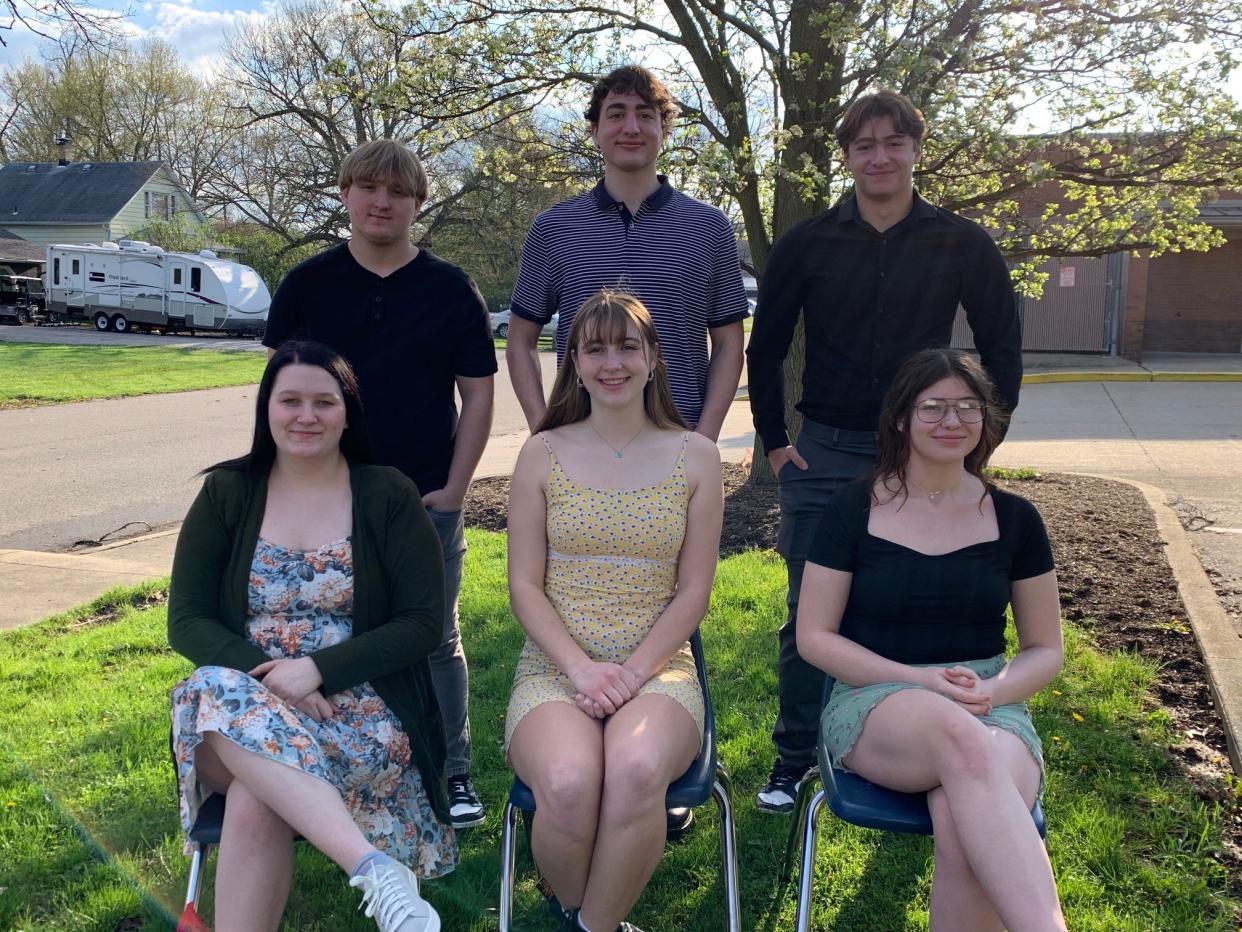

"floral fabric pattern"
[170, 536, 456, 878]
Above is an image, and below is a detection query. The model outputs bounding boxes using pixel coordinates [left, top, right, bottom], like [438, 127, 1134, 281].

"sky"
[0, 0, 277, 75]
[2, 0, 1240, 103]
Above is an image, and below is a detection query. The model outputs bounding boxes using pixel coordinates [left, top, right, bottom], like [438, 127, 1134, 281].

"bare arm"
[978, 571, 1064, 707]
[422, 374, 494, 512]
[622, 435, 723, 683]
[505, 315, 547, 431]
[695, 322, 744, 441]
[507, 435, 635, 713]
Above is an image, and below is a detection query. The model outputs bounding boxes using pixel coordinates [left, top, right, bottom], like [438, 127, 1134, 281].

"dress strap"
[677, 432, 691, 466]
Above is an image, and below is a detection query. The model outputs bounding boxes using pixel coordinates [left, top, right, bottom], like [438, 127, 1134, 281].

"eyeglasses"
[913, 398, 986, 423]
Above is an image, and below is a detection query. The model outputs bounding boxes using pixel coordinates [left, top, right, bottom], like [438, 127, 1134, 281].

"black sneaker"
[446, 775, 485, 828]
[755, 761, 810, 813]
[665, 806, 694, 842]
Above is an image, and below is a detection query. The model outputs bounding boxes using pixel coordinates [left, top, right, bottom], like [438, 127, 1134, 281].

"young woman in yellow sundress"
[505, 290, 723, 932]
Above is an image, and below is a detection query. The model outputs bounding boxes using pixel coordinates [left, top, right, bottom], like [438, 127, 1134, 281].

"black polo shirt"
[747, 193, 1022, 450]
[264, 244, 497, 493]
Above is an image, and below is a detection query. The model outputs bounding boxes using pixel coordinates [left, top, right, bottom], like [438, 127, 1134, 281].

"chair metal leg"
[794, 789, 827, 932]
[782, 766, 821, 882]
[499, 801, 519, 932]
[712, 769, 742, 932]
[184, 843, 208, 909]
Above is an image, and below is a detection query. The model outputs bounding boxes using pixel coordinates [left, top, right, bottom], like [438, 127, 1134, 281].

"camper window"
[72, 259, 80, 275]
[53, 258, 60, 284]
[190, 268, 201, 292]
[173, 268, 182, 285]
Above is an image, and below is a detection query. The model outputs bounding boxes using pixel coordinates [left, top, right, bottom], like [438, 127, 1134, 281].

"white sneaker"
[349, 859, 441, 932]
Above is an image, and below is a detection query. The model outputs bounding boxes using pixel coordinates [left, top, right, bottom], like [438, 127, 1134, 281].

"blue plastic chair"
[182, 791, 226, 914]
[498, 630, 741, 931]
[782, 677, 1046, 932]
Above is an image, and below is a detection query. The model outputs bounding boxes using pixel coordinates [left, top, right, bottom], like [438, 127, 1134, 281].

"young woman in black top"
[796, 348, 1066, 931]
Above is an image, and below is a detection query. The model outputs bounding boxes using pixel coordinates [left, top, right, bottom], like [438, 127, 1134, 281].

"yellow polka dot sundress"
[503, 433, 705, 752]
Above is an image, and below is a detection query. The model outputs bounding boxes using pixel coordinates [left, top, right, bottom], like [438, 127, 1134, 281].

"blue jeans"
[771, 419, 877, 769]
[426, 507, 471, 778]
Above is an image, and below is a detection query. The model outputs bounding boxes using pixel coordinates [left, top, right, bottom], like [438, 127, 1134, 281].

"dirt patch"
[466, 464, 1241, 889]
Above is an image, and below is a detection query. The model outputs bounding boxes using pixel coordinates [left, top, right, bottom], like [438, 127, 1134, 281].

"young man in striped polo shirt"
[506, 65, 749, 442]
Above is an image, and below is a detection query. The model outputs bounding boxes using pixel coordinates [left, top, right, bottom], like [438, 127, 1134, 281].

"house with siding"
[0, 161, 206, 247]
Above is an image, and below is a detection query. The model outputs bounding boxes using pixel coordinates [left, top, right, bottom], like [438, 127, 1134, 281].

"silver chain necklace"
[587, 419, 646, 459]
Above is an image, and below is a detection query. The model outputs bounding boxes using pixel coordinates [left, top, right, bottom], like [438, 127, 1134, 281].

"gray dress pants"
[771, 419, 877, 768]
[426, 507, 471, 778]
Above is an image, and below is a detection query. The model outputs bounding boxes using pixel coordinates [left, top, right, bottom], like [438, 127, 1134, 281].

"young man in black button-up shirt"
[746, 89, 1023, 812]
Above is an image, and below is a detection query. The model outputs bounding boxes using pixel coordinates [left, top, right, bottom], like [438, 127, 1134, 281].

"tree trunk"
[747, 0, 851, 484]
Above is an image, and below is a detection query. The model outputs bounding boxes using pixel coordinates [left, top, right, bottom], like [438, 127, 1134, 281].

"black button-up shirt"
[747, 193, 1022, 449]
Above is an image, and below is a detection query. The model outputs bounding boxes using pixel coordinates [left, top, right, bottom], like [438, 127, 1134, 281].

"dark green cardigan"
[167, 463, 450, 822]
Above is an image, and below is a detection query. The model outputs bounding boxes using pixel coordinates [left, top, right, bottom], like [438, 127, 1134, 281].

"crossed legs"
[842, 690, 1066, 932]
[194, 732, 377, 932]
[508, 694, 700, 930]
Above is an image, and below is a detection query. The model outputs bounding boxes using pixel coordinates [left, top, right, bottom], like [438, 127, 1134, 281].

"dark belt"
[799, 417, 878, 445]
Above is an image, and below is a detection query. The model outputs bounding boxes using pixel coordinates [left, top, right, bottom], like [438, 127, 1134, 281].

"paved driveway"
[0, 323, 265, 352]
[1, 351, 557, 551]
[995, 380, 1242, 628]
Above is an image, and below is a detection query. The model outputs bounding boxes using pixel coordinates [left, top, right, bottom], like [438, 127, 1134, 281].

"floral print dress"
[170, 536, 456, 878]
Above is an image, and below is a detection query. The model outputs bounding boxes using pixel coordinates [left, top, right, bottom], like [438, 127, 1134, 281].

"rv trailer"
[45, 241, 271, 336]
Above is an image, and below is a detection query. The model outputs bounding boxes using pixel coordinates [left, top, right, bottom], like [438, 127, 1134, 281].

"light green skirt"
[820, 653, 1046, 795]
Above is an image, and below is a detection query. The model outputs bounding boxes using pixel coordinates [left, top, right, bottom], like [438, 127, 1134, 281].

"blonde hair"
[536, 290, 689, 433]
[337, 139, 428, 203]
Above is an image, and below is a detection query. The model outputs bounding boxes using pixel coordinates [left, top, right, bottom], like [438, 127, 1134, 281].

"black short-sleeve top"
[806, 478, 1055, 665]
[263, 245, 498, 494]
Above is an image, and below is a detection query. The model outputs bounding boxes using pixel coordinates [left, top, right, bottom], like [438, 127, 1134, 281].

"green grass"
[985, 465, 1042, 481]
[0, 343, 266, 408]
[0, 536, 1238, 929]
[492, 333, 556, 353]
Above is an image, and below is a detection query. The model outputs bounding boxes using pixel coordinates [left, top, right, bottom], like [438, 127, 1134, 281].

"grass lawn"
[0, 535, 1237, 930]
[0, 343, 266, 408]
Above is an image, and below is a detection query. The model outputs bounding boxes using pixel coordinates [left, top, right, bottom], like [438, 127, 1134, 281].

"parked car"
[0, 274, 45, 325]
[491, 308, 558, 339]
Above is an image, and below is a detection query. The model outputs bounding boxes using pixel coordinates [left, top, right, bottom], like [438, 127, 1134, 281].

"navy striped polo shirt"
[511, 177, 749, 426]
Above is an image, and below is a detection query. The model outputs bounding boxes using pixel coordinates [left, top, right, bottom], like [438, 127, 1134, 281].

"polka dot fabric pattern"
[504, 436, 705, 751]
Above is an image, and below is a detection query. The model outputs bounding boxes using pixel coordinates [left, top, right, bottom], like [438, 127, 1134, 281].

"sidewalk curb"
[1024, 371, 1242, 384]
[1079, 472, 1242, 775]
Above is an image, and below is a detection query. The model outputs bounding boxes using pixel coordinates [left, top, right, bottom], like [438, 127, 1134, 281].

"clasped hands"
[923, 665, 996, 716]
[248, 656, 335, 722]
[568, 660, 645, 719]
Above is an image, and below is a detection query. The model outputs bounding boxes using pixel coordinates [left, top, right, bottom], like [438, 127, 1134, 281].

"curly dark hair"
[585, 65, 679, 133]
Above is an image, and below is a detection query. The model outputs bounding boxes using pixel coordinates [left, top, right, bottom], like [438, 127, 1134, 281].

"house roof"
[0, 237, 45, 264]
[1201, 199, 1242, 228]
[0, 161, 166, 223]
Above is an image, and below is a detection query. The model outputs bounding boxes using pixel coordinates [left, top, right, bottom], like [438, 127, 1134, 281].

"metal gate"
[952, 253, 1123, 353]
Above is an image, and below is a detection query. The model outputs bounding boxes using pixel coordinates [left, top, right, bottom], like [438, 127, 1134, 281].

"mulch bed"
[465, 463, 1241, 889]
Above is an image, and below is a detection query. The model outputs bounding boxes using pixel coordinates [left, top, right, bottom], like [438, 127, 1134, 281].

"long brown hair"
[870, 348, 1008, 505]
[535, 290, 689, 433]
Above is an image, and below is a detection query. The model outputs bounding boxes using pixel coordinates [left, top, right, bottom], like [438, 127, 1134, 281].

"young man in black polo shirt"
[746, 89, 1023, 813]
[263, 139, 497, 828]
